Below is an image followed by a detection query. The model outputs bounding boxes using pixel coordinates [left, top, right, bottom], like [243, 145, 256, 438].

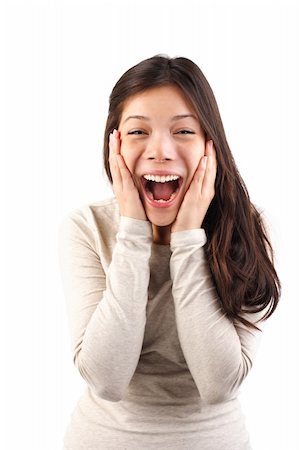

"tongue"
[151, 181, 176, 201]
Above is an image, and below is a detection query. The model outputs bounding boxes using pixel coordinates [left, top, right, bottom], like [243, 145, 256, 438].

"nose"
[145, 133, 176, 162]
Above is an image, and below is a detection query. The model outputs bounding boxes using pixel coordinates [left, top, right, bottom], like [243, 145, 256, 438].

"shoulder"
[58, 196, 120, 250]
[59, 196, 119, 226]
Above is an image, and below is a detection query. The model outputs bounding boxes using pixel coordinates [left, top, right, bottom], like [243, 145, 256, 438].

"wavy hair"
[102, 54, 281, 331]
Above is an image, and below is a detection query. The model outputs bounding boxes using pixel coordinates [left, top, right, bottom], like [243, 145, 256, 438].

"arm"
[169, 228, 267, 405]
[58, 211, 152, 402]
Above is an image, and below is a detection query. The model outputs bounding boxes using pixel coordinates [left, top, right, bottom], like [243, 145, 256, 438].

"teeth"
[145, 190, 178, 203]
[143, 174, 180, 183]
[147, 190, 154, 200]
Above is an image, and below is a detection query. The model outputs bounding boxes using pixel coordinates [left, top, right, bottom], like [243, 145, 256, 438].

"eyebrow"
[123, 114, 198, 124]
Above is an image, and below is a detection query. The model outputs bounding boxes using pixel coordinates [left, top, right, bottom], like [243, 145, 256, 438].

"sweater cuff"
[119, 216, 153, 238]
[170, 228, 207, 249]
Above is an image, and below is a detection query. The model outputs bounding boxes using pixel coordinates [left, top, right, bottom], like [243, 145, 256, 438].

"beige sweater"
[58, 196, 267, 450]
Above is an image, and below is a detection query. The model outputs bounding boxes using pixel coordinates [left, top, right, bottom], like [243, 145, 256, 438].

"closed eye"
[127, 130, 195, 135]
[128, 130, 145, 135]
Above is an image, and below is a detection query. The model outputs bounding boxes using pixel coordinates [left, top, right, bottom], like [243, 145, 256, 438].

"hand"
[109, 129, 148, 221]
[171, 140, 217, 233]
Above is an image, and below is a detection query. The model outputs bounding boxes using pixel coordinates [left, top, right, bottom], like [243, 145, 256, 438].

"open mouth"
[140, 174, 183, 207]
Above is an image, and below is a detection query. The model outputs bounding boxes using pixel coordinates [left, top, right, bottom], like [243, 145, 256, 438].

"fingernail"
[109, 130, 115, 141]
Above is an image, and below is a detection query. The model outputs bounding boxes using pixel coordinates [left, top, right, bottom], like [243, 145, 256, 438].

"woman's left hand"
[171, 140, 217, 233]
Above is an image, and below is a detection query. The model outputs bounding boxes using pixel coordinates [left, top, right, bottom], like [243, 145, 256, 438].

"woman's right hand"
[109, 129, 148, 221]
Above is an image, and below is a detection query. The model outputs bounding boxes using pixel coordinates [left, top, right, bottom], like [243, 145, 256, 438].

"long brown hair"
[102, 54, 281, 331]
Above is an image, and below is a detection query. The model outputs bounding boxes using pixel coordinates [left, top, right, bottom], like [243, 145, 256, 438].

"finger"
[109, 131, 122, 188]
[110, 159, 122, 191]
[205, 140, 217, 174]
[191, 140, 214, 189]
[115, 153, 136, 190]
[113, 129, 121, 155]
[192, 154, 208, 184]
[109, 129, 120, 158]
[201, 140, 217, 195]
[112, 130, 135, 182]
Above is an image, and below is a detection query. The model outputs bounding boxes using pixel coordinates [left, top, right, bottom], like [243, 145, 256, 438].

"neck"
[152, 224, 171, 245]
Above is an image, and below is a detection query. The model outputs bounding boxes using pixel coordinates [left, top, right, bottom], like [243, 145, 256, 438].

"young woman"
[58, 54, 281, 450]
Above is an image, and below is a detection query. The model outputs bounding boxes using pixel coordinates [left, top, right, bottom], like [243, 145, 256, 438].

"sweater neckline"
[152, 242, 171, 253]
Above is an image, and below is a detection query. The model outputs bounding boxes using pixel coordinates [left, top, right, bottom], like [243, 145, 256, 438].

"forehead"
[120, 84, 197, 119]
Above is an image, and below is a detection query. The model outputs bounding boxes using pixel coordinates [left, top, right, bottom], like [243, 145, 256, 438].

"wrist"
[115, 195, 147, 221]
[171, 224, 203, 233]
[119, 216, 153, 236]
[170, 227, 207, 248]
[120, 208, 147, 221]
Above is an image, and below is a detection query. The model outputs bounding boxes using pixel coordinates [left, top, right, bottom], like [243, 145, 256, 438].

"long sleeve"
[170, 228, 267, 405]
[58, 212, 152, 402]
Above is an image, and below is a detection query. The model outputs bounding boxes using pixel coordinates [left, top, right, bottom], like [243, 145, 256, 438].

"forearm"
[62, 215, 153, 402]
[170, 228, 263, 404]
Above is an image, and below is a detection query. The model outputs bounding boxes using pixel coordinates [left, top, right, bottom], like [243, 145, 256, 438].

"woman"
[58, 54, 281, 450]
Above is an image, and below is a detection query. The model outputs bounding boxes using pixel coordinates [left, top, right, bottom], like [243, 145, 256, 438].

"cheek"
[186, 154, 201, 174]
[183, 146, 205, 185]
[120, 145, 138, 173]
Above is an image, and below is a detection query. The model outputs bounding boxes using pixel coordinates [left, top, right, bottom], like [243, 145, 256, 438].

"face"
[117, 84, 207, 229]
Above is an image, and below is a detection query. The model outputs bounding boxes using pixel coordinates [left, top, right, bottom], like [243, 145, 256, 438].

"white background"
[1, 0, 298, 449]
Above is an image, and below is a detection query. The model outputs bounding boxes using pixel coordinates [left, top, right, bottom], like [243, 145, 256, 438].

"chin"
[145, 210, 176, 227]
